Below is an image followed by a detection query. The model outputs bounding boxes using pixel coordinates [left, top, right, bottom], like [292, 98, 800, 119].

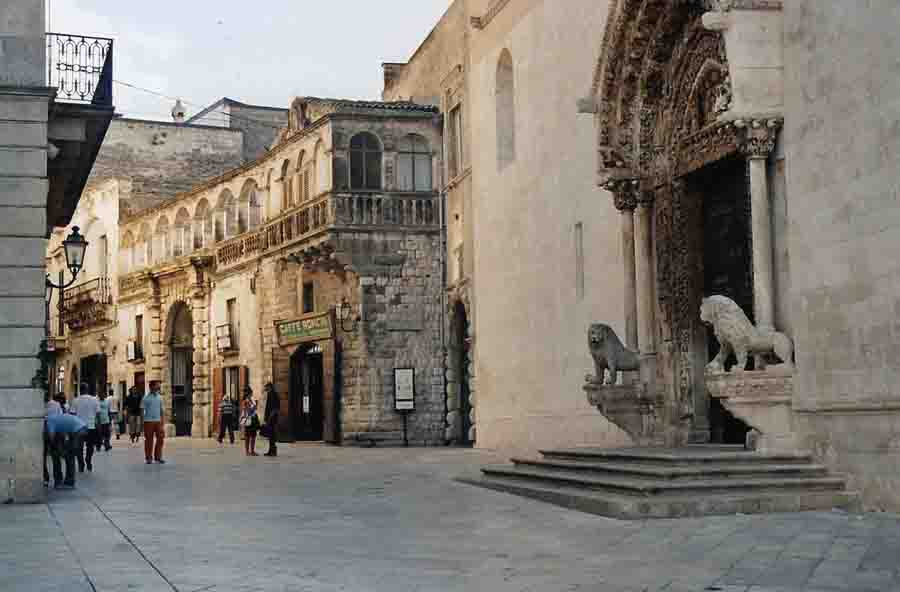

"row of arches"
[119, 132, 436, 275]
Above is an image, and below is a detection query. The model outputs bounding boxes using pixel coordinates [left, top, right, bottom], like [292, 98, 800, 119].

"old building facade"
[85, 97, 447, 444]
[1, 1, 113, 502]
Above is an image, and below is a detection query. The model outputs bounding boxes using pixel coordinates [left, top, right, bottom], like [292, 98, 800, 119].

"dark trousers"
[77, 429, 96, 471]
[218, 414, 235, 443]
[97, 423, 112, 450]
[266, 421, 278, 456]
[51, 432, 81, 486]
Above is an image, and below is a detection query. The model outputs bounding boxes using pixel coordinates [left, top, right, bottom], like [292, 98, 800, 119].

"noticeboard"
[393, 368, 415, 412]
[276, 312, 333, 347]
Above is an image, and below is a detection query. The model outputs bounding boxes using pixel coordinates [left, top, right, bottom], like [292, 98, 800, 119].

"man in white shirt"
[72, 383, 100, 472]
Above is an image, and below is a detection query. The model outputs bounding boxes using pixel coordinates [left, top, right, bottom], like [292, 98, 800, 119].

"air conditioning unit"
[126, 341, 137, 361]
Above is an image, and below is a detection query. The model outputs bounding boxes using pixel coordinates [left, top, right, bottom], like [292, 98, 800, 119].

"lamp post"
[45, 226, 89, 297]
[337, 297, 359, 333]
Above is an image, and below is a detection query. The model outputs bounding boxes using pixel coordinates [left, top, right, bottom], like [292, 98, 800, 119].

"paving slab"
[0, 439, 899, 592]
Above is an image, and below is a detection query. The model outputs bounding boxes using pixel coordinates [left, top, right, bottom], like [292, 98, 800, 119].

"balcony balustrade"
[62, 276, 112, 331]
[46, 33, 113, 106]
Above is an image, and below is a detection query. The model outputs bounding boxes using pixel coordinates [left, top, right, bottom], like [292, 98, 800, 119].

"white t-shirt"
[73, 395, 100, 429]
[109, 395, 120, 413]
[46, 400, 62, 418]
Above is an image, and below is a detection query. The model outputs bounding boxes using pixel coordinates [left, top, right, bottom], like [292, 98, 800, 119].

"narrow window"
[350, 133, 382, 190]
[98, 235, 108, 277]
[226, 298, 239, 350]
[448, 105, 463, 178]
[575, 223, 585, 301]
[398, 135, 432, 191]
[496, 49, 516, 168]
[302, 282, 315, 314]
[135, 315, 144, 358]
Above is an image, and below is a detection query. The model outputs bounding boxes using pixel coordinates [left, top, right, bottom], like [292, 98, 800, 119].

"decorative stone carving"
[605, 179, 639, 211]
[706, 370, 795, 453]
[586, 323, 640, 386]
[700, 295, 793, 373]
[585, 382, 666, 447]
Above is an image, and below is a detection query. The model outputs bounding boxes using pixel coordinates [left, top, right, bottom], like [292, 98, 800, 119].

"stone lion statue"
[700, 295, 793, 373]
[587, 323, 640, 385]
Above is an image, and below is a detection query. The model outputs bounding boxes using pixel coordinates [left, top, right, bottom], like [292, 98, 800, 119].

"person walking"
[240, 387, 260, 456]
[44, 394, 65, 486]
[142, 380, 165, 464]
[263, 382, 279, 457]
[97, 391, 112, 452]
[108, 387, 122, 440]
[72, 384, 99, 472]
[125, 386, 143, 444]
[46, 413, 87, 489]
[218, 394, 237, 444]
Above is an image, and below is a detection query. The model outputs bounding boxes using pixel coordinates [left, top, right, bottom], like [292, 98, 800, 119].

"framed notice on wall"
[393, 368, 415, 411]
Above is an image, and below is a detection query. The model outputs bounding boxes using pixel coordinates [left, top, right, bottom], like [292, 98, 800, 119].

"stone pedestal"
[585, 382, 666, 447]
[706, 370, 796, 453]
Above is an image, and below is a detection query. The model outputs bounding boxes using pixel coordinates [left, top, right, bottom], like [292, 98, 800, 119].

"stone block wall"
[785, 0, 900, 512]
[87, 118, 244, 217]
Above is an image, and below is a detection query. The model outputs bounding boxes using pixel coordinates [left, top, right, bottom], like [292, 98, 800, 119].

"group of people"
[43, 380, 167, 489]
[218, 383, 280, 458]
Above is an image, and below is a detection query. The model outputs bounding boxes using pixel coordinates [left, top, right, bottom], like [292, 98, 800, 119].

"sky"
[49, 0, 450, 121]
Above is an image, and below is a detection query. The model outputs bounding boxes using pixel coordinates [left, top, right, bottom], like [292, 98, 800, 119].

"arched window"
[174, 208, 191, 257]
[496, 49, 516, 168]
[120, 231, 134, 274]
[315, 142, 329, 195]
[280, 159, 292, 210]
[137, 224, 152, 267]
[154, 216, 170, 264]
[239, 179, 261, 231]
[349, 133, 381, 190]
[194, 199, 211, 249]
[398, 134, 432, 192]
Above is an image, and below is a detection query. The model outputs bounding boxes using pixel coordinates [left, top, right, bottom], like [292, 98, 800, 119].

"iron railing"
[46, 33, 113, 106]
[62, 276, 112, 310]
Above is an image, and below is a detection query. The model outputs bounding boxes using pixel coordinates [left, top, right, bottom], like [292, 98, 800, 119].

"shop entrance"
[289, 343, 325, 441]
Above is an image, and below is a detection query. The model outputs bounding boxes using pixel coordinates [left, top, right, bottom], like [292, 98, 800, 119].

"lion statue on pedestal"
[586, 323, 640, 385]
[700, 295, 793, 373]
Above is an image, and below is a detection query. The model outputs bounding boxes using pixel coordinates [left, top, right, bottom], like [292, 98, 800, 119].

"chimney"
[171, 99, 187, 124]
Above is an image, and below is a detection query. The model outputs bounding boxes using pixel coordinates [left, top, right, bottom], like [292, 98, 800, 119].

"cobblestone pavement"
[2, 439, 900, 592]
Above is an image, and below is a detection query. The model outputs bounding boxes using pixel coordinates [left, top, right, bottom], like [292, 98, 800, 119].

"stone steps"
[459, 446, 860, 519]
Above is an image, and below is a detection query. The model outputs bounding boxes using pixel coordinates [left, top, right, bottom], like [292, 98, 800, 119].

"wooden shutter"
[212, 367, 224, 435]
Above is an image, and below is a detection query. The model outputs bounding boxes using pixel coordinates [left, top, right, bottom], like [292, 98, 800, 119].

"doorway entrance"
[167, 302, 194, 437]
[80, 354, 107, 397]
[289, 343, 325, 441]
[690, 155, 753, 444]
[453, 302, 473, 445]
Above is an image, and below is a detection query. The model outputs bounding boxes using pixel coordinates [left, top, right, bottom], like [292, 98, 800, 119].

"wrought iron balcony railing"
[46, 33, 113, 106]
[62, 276, 112, 331]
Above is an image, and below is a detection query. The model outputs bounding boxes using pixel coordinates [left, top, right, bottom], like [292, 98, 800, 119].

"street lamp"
[46, 226, 89, 297]
[337, 297, 359, 332]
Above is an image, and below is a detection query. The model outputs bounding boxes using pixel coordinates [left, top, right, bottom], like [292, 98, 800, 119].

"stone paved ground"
[2, 439, 900, 592]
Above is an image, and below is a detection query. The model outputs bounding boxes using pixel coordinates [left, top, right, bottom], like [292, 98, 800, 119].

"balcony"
[216, 324, 239, 355]
[45, 32, 115, 230]
[215, 191, 440, 272]
[62, 277, 112, 331]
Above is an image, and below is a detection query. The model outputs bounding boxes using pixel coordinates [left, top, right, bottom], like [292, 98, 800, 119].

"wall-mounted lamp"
[46, 226, 89, 299]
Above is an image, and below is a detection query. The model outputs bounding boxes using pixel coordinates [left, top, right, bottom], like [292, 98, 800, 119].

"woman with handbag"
[240, 387, 260, 457]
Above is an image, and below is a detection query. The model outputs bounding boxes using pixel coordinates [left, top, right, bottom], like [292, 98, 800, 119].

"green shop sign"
[276, 312, 333, 346]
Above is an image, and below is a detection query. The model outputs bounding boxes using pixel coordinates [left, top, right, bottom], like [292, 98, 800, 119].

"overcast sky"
[49, 0, 450, 121]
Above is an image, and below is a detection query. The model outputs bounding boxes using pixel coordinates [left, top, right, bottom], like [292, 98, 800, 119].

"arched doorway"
[289, 343, 324, 441]
[451, 301, 473, 445]
[167, 302, 194, 437]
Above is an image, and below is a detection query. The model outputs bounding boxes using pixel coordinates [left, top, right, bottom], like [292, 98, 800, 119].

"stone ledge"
[707, 370, 796, 453]
[584, 382, 666, 447]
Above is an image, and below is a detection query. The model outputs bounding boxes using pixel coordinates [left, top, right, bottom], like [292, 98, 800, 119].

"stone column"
[610, 181, 639, 352]
[740, 119, 780, 330]
[635, 191, 656, 356]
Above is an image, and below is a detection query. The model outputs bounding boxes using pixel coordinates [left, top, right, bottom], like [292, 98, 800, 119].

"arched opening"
[280, 159, 293, 210]
[174, 208, 191, 257]
[496, 49, 516, 168]
[398, 134, 432, 192]
[315, 141, 329, 195]
[137, 223, 152, 268]
[238, 179, 259, 233]
[193, 199, 211, 249]
[167, 302, 194, 437]
[120, 230, 135, 274]
[289, 343, 325, 441]
[215, 189, 235, 241]
[154, 216, 170, 264]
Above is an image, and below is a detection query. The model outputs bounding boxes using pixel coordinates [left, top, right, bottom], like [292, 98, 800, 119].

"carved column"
[635, 191, 656, 356]
[610, 180, 639, 352]
[740, 119, 780, 331]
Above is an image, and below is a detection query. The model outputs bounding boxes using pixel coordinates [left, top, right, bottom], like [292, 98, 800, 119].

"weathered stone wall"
[88, 118, 244, 217]
[467, 0, 629, 456]
[229, 104, 289, 163]
[0, 0, 49, 503]
[785, 1, 900, 512]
